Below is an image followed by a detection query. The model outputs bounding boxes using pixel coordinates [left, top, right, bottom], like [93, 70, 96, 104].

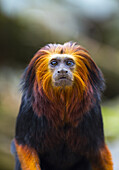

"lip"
[59, 76, 67, 79]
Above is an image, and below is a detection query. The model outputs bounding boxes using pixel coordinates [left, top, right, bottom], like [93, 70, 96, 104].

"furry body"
[13, 42, 113, 170]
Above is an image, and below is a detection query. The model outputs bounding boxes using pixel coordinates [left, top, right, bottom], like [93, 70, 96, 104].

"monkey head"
[24, 42, 104, 104]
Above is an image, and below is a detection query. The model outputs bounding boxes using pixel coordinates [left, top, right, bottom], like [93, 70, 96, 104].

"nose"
[57, 69, 68, 74]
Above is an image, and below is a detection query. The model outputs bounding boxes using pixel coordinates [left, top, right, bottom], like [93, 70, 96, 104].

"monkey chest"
[35, 123, 88, 163]
[39, 141, 83, 170]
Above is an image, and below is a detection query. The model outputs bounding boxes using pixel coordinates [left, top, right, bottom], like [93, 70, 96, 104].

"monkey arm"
[81, 102, 113, 170]
[14, 94, 42, 170]
[14, 139, 41, 170]
[90, 144, 113, 170]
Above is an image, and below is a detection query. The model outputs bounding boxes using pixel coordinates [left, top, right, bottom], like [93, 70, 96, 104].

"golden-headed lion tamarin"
[12, 42, 113, 170]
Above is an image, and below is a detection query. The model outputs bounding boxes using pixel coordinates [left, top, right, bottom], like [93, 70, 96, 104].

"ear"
[87, 58, 105, 100]
[21, 52, 42, 94]
[21, 66, 35, 93]
[20, 58, 37, 111]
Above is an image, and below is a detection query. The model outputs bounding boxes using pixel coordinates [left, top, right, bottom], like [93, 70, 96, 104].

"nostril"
[58, 70, 68, 73]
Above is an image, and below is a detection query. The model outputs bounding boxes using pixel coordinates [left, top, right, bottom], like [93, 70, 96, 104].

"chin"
[54, 79, 73, 87]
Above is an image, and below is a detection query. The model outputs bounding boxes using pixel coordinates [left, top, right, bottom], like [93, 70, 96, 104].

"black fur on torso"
[15, 93, 104, 170]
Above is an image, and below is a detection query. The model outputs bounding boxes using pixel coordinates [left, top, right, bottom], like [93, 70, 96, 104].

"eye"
[65, 60, 75, 66]
[50, 60, 58, 66]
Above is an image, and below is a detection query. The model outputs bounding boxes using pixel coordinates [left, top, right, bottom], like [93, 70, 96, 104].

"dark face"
[49, 54, 75, 87]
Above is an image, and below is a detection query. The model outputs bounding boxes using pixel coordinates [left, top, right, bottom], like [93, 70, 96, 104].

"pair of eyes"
[50, 59, 75, 67]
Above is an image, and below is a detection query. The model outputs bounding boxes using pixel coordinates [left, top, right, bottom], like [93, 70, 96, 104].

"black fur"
[14, 91, 104, 170]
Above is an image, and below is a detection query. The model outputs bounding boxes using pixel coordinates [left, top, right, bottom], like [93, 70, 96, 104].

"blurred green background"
[0, 0, 119, 169]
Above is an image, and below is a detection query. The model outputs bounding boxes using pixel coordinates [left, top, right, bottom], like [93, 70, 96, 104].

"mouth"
[54, 77, 72, 87]
[59, 76, 67, 80]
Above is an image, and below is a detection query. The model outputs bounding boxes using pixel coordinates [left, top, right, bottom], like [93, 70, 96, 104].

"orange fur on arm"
[91, 144, 113, 170]
[15, 139, 41, 170]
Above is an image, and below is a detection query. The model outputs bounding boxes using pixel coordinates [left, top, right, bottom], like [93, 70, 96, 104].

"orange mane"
[33, 42, 92, 99]
[24, 42, 104, 125]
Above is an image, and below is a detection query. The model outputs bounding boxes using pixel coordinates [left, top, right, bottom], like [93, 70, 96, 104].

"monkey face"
[49, 54, 75, 87]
